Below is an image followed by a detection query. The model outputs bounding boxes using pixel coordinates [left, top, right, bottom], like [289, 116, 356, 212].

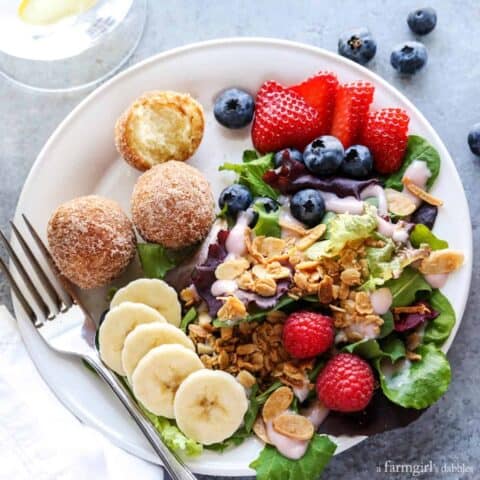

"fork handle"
[84, 356, 197, 480]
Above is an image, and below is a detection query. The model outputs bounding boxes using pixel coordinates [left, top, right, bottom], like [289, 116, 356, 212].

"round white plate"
[14, 38, 473, 476]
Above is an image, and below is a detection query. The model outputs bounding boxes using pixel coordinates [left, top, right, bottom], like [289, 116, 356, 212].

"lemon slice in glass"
[18, 0, 98, 25]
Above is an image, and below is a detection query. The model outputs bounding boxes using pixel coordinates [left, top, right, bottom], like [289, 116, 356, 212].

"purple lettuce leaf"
[262, 155, 378, 199]
[236, 279, 291, 311]
[394, 301, 439, 332]
[191, 230, 229, 316]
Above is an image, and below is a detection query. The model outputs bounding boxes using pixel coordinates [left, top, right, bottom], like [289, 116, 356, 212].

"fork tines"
[0, 215, 73, 327]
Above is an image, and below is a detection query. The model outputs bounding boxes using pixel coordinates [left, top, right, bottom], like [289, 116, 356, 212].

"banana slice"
[99, 302, 166, 375]
[174, 369, 248, 445]
[131, 344, 203, 418]
[111, 278, 181, 327]
[122, 323, 195, 380]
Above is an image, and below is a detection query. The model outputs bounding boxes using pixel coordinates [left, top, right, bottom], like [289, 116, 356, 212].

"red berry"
[316, 353, 375, 412]
[361, 108, 410, 174]
[330, 81, 374, 148]
[282, 311, 334, 359]
[289, 72, 339, 135]
[252, 81, 324, 153]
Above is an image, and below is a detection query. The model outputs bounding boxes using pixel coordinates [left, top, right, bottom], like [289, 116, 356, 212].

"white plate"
[13, 38, 473, 477]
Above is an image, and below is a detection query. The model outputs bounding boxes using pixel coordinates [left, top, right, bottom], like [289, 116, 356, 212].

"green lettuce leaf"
[243, 149, 260, 162]
[384, 267, 432, 307]
[250, 434, 336, 480]
[219, 153, 278, 199]
[180, 307, 197, 333]
[252, 201, 281, 238]
[385, 135, 441, 191]
[423, 290, 456, 346]
[140, 407, 202, 456]
[307, 207, 377, 259]
[375, 343, 451, 409]
[410, 224, 448, 250]
[379, 311, 394, 338]
[343, 336, 405, 362]
[362, 238, 402, 289]
[138, 244, 176, 278]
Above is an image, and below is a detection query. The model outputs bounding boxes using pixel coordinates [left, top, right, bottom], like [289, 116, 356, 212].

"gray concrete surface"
[0, 1, 479, 479]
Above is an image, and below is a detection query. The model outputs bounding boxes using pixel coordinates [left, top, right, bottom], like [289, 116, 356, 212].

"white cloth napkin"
[0, 305, 164, 480]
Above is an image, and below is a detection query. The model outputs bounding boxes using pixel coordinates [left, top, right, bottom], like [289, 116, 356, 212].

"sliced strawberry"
[330, 81, 374, 148]
[252, 81, 324, 153]
[289, 72, 339, 134]
[361, 108, 410, 174]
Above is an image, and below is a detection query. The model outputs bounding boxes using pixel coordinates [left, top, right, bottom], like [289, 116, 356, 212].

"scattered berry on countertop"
[290, 189, 326, 227]
[214, 88, 254, 129]
[467, 123, 480, 156]
[340, 145, 373, 178]
[289, 72, 339, 134]
[274, 148, 304, 167]
[391, 41, 428, 75]
[338, 28, 377, 65]
[361, 108, 410, 174]
[316, 353, 375, 412]
[219, 184, 253, 216]
[282, 311, 334, 359]
[411, 203, 438, 229]
[251, 81, 324, 153]
[303, 135, 345, 176]
[407, 7, 437, 35]
[330, 81, 374, 148]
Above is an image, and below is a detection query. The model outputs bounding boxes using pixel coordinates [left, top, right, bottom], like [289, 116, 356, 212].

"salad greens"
[252, 200, 281, 238]
[137, 243, 176, 279]
[385, 135, 441, 191]
[375, 343, 451, 409]
[250, 435, 336, 480]
[410, 224, 448, 250]
[423, 290, 456, 346]
[384, 267, 432, 307]
[219, 153, 278, 199]
[343, 336, 406, 362]
[180, 307, 197, 333]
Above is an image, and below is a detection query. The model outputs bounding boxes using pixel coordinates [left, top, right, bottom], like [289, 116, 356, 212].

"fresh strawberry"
[251, 81, 324, 153]
[282, 311, 334, 359]
[361, 108, 410, 174]
[316, 353, 375, 412]
[289, 72, 339, 134]
[330, 81, 374, 148]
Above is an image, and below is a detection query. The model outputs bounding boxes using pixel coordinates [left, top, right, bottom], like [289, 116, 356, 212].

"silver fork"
[0, 215, 197, 480]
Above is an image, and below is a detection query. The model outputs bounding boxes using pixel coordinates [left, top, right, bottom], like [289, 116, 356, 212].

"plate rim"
[13, 37, 473, 476]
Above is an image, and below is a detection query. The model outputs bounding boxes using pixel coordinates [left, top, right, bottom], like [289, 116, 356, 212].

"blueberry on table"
[338, 28, 377, 65]
[214, 88, 254, 129]
[219, 184, 253, 216]
[468, 123, 480, 156]
[407, 7, 437, 35]
[290, 189, 326, 227]
[274, 148, 304, 167]
[303, 136, 344, 177]
[410, 203, 438, 229]
[340, 145, 373, 178]
[391, 42, 428, 75]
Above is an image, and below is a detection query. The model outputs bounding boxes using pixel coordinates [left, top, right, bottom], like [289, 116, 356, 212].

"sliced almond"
[296, 224, 327, 251]
[215, 258, 250, 280]
[262, 386, 293, 422]
[419, 249, 464, 274]
[403, 178, 443, 206]
[385, 188, 417, 216]
[253, 277, 277, 297]
[253, 416, 271, 444]
[217, 295, 247, 321]
[272, 412, 314, 441]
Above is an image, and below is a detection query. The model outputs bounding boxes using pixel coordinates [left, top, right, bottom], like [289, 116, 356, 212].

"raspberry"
[361, 108, 410, 174]
[316, 353, 375, 412]
[282, 311, 334, 359]
[251, 81, 324, 153]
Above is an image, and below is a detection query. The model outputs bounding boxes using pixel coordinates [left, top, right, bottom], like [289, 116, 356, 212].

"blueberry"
[391, 42, 428, 75]
[338, 28, 377, 65]
[468, 123, 480, 156]
[303, 136, 344, 177]
[411, 203, 438, 229]
[249, 197, 280, 227]
[219, 184, 253, 216]
[214, 88, 254, 129]
[274, 148, 304, 167]
[340, 145, 373, 178]
[290, 189, 326, 227]
[407, 7, 437, 35]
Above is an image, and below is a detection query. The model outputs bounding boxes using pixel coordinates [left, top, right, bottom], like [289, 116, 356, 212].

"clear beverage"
[0, 0, 147, 92]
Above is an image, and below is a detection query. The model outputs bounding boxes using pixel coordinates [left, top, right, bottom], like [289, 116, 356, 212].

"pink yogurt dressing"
[301, 400, 330, 430]
[320, 192, 364, 214]
[370, 287, 393, 315]
[360, 184, 388, 216]
[210, 279, 237, 296]
[402, 160, 432, 206]
[424, 273, 449, 288]
[225, 211, 253, 256]
[376, 216, 410, 243]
